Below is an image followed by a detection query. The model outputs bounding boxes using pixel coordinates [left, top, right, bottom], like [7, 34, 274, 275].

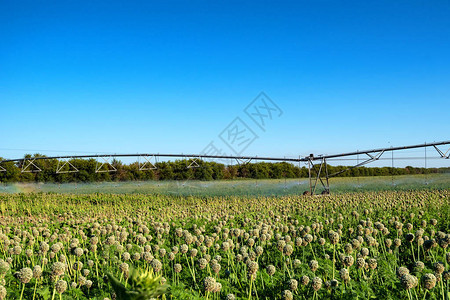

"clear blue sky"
[1, 1, 449, 167]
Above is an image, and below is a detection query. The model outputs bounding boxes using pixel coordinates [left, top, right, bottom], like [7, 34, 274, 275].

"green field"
[1, 173, 448, 196]
[0, 189, 449, 299]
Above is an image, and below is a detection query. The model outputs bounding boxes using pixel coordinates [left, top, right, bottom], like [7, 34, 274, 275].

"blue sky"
[1, 1, 449, 167]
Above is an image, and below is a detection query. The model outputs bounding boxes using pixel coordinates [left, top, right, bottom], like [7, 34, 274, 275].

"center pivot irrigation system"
[1, 141, 449, 195]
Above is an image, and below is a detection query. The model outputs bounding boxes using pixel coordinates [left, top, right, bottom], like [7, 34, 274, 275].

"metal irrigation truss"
[0, 140, 449, 195]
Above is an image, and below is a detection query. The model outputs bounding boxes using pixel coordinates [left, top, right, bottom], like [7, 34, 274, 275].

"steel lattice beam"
[95, 156, 117, 173]
[56, 158, 79, 174]
[433, 145, 450, 159]
[21, 158, 42, 173]
[187, 157, 201, 168]
[138, 155, 157, 171]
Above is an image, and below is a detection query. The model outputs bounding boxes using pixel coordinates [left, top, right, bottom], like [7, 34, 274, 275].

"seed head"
[40, 242, 50, 253]
[131, 252, 140, 261]
[401, 274, 418, 290]
[74, 247, 83, 257]
[119, 263, 129, 273]
[33, 265, 42, 279]
[283, 244, 293, 256]
[385, 239, 392, 248]
[356, 258, 365, 269]
[328, 231, 340, 245]
[351, 239, 361, 249]
[397, 267, 410, 278]
[360, 247, 369, 257]
[330, 279, 339, 288]
[204, 276, 216, 292]
[415, 229, 424, 238]
[247, 260, 258, 274]
[86, 279, 93, 289]
[417, 237, 424, 246]
[0, 285, 6, 300]
[25, 249, 33, 258]
[159, 248, 166, 258]
[174, 263, 182, 273]
[190, 248, 198, 257]
[199, 258, 208, 270]
[343, 256, 354, 267]
[422, 273, 437, 290]
[55, 280, 67, 294]
[266, 265, 276, 276]
[288, 278, 298, 291]
[300, 275, 310, 286]
[433, 262, 444, 275]
[0, 261, 10, 276]
[339, 268, 350, 283]
[438, 236, 449, 249]
[344, 243, 353, 254]
[122, 252, 130, 261]
[413, 261, 425, 273]
[311, 277, 322, 291]
[151, 259, 162, 273]
[368, 258, 377, 270]
[405, 233, 414, 243]
[142, 252, 153, 262]
[282, 290, 293, 300]
[51, 262, 65, 277]
[309, 260, 319, 272]
[405, 223, 413, 231]
[212, 262, 221, 274]
[443, 271, 450, 281]
[222, 242, 230, 252]
[213, 282, 222, 293]
[357, 236, 364, 244]
[73, 261, 83, 271]
[255, 246, 263, 256]
[13, 246, 22, 255]
[277, 240, 286, 251]
[180, 244, 188, 254]
[17, 267, 33, 284]
[304, 234, 313, 243]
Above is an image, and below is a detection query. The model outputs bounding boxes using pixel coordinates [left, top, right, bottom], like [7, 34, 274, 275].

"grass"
[0, 173, 448, 196]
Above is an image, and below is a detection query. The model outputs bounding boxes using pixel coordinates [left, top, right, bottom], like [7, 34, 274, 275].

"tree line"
[0, 154, 447, 183]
